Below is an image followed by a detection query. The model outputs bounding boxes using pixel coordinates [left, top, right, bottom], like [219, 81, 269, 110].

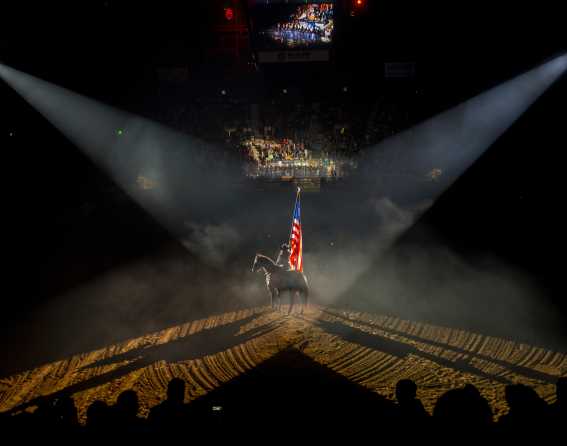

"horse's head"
[252, 253, 277, 273]
[251, 254, 259, 273]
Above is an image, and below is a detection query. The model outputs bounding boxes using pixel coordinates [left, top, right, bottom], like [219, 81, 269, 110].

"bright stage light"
[361, 53, 567, 206]
[0, 62, 242, 245]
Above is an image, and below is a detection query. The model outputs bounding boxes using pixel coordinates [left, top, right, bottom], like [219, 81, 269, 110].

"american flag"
[288, 189, 303, 272]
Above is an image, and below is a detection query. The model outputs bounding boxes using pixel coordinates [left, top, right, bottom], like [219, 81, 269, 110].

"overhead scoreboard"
[247, 1, 335, 63]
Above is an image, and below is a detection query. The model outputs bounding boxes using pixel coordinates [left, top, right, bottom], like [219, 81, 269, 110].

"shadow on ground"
[188, 346, 397, 441]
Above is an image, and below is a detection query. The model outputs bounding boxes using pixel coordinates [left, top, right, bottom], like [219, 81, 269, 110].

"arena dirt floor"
[1, 306, 565, 424]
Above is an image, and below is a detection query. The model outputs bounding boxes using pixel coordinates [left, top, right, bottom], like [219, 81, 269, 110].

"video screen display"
[249, 1, 334, 50]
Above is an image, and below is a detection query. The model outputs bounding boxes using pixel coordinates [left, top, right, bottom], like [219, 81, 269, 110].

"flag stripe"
[288, 194, 303, 272]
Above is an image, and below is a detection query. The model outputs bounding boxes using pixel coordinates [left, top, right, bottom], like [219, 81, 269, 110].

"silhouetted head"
[505, 384, 540, 412]
[463, 384, 481, 399]
[461, 384, 493, 424]
[115, 390, 139, 417]
[167, 378, 186, 404]
[433, 388, 465, 422]
[557, 377, 567, 403]
[86, 400, 110, 428]
[396, 379, 417, 403]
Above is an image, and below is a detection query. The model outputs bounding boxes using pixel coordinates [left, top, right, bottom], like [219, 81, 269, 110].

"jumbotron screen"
[248, 1, 334, 50]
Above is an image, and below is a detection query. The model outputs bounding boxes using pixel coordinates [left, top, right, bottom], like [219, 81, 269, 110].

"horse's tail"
[302, 274, 309, 299]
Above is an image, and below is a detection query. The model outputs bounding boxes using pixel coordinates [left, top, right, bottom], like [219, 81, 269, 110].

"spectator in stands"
[111, 389, 146, 435]
[85, 400, 111, 435]
[433, 385, 493, 437]
[394, 379, 429, 424]
[461, 384, 493, 428]
[498, 383, 549, 434]
[148, 378, 189, 433]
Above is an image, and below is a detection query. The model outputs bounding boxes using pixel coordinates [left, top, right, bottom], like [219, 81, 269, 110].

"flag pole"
[288, 186, 300, 246]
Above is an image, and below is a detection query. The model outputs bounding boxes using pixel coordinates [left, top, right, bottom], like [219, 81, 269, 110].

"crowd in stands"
[146, 85, 414, 155]
[136, 86, 418, 181]
[244, 137, 309, 164]
[1, 376, 564, 440]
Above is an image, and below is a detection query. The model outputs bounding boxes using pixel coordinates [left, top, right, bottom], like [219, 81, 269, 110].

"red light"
[224, 7, 234, 21]
[352, 0, 365, 15]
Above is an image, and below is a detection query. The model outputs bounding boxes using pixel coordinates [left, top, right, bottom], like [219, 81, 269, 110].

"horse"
[251, 253, 309, 314]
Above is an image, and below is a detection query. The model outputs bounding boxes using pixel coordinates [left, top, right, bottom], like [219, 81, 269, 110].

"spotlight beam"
[0, 63, 243, 238]
[361, 53, 567, 206]
[327, 53, 567, 305]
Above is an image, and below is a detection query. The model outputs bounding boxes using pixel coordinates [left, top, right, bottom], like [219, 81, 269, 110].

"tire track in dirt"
[0, 307, 290, 421]
[1, 305, 564, 423]
[297, 307, 564, 418]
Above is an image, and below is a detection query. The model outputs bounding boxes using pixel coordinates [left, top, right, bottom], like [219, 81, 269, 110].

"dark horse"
[251, 254, 309, 314]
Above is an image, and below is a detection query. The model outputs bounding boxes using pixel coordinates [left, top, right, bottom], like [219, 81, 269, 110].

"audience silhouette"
[1, 376, 565, 439]
[462, 384, 493, 427]
[395, 379, 429, 422]
[110, 390, 146, 435]
[148, 377, 189, 435]
[86, 400, 111, 434]
[432, 383, 495, 439]
[498, 383, 550, 437]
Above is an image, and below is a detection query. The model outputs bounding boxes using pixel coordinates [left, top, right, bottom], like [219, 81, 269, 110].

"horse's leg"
[267, 285, 274, 309]
[274, 288, 280, 312]
[288, 290, 296, 315]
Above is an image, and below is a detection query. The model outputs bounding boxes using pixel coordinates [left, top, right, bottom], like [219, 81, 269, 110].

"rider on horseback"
[275, 243, 291, 269]
[251, 251, 309, 313]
